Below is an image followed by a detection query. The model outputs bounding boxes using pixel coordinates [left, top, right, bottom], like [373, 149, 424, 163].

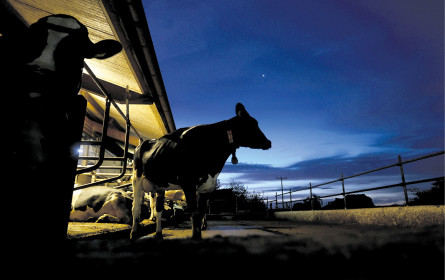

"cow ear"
[86, 39, 122, 59]
[236, 103, 249, 118]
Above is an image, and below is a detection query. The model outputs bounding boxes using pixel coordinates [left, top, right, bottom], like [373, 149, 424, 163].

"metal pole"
[83, 62, 143, 140]
[76, 97, 111, 174]
[74, 86, 133, 190]
[276, 177, 287, 209]
[398, 155, 409, 206]
[309, 182, 313, 210]
[341, 173, 347, 209]
[289, 188, 292, 210]
[74, 112, 131, 189]
[275, 192, 278, 209]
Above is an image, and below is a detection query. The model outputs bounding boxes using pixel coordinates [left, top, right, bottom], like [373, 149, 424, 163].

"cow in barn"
[3, 14, 122, 171]
[1, 14, 122, 245]
[70, 186, 144, 224]
[130, 103, 271, 240]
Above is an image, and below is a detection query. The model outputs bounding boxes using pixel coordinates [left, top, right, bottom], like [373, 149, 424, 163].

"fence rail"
[271, 151, 444, 210]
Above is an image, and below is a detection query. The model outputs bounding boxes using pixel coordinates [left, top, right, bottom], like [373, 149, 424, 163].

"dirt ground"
[63, 219, 444, 279]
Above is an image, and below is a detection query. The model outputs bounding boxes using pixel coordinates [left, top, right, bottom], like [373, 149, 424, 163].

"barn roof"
[1, 0, 176, 146]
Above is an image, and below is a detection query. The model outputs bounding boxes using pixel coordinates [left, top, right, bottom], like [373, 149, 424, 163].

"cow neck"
[223, 120, 239, 164]
[191, 120, 238, 167]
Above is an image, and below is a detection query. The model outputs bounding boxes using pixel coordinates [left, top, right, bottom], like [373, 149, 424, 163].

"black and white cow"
[70, 186, 136, 224]
[131, 103, 271, 240]
[3, 14, 122, 170]
[2, 14, 122, 92]
[1, 14, 122, 244]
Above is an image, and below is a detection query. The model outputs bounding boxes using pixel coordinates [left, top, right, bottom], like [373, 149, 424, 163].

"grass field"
[274, 205, 444, 227]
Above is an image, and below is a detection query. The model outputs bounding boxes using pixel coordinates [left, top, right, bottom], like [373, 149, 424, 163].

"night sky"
[142, 0, 444, 205]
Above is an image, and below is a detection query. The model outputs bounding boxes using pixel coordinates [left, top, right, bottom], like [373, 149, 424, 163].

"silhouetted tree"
[221, 179, 266, 213]
[410, 179, 444, 205]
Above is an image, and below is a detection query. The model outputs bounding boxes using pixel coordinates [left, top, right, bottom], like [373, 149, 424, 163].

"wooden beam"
[80, 91, 105, 117]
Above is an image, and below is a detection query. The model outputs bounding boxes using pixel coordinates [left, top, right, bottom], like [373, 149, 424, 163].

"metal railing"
[272, 151, 444, 209]
[74, 62, 143, 190]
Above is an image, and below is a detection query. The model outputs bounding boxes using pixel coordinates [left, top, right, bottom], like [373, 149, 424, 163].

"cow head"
[231, 103, 272, 150]
[26, 14, 122, 69]
[19, 14, 122, 95]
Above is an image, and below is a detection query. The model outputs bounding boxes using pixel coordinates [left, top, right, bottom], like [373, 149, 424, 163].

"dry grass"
[274, 205, 445, 227]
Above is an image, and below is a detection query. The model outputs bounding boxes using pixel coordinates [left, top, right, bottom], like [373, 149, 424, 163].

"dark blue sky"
[143, 0, 444, 205]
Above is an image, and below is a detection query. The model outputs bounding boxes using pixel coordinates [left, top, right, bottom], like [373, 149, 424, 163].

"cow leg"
[202, 199, 209, 230]
[155, 191, 165, 239]
[183, 189, 201, 240]
[198, 193, 210, 231]
[149, 192, 156, 221]
[185, 190, 209, 240]
[130, 170, 144, 240]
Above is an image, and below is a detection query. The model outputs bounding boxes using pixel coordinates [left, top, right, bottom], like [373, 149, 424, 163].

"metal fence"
[271, 150, 444, 210]
[74, 62, 143, 190]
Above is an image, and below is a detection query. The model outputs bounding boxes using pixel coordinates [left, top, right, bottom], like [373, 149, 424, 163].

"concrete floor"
[64, 219, 443, 279]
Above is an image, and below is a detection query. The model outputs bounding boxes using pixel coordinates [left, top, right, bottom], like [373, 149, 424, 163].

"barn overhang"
[1, 0, 175, 146]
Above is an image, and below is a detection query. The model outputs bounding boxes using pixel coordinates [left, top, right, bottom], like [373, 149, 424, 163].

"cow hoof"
[130, 231, 138, 241]
[191, 235, 202, 241]
[130, 229, 143, 240]
[141, 232, 163, 240]
[155, 232, 164, 240]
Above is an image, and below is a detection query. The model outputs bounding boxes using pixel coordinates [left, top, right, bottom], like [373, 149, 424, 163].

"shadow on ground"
[65, 221, 443, 279]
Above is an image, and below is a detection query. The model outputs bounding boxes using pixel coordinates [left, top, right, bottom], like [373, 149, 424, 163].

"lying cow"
[131, 103, 271, 240]
[70, 186, 150, 224]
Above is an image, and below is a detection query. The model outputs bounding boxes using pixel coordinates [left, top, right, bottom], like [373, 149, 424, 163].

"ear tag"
[231, 152, 238, 164]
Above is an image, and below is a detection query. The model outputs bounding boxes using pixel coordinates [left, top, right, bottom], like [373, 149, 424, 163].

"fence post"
[398, 155, 409, 206]
[341, 173, 347, 209]
[309, 182, 313, 210]
[275, 192, 278, 209]
[289, 188, 292, 210]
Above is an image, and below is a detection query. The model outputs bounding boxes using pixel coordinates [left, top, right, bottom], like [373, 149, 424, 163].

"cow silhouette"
[2, 14, 122, 170]
[131, 103, 271, 240]
[1, 14, 122, 252]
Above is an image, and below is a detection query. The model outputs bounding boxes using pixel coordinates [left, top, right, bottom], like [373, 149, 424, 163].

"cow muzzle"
[262, 139, 272, 150]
